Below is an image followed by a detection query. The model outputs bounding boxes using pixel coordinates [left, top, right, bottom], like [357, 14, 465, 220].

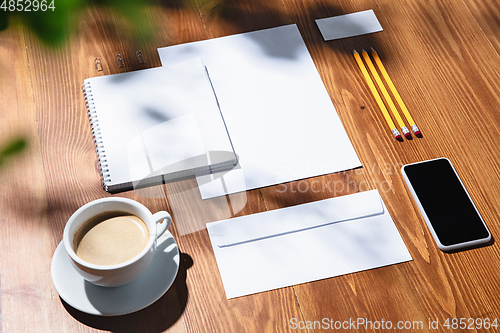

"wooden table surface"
[2, 0, 500, 332]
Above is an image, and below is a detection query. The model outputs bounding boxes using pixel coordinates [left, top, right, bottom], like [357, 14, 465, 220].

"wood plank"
[277, 0, 491, 331]
[0, 24, 53, 333]
[459, 0, 500, 70]
[198, 0, 293, 38]
[374, 0, 500, 323]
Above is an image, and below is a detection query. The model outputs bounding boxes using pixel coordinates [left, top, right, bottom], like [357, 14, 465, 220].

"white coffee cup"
[63, 197, 172, 287]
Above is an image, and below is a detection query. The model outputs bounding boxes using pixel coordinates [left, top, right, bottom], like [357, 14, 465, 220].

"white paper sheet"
[158, 25, 361, 199]
[315, 9, 383, 41]
[206, 190, 412, 299]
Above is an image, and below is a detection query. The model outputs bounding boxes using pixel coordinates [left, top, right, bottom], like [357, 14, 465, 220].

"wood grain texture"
[0, 24, 53, 333]
[278, 1, 472, 332]
[373, 0, 500, 327]
[2, 0, 500, 332]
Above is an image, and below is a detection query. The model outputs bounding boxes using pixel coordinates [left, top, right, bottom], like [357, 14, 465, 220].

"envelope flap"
[207, 189, 384, 247]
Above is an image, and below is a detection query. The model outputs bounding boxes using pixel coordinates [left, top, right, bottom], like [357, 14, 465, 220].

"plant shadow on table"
[200, 0, 386, 57]
[61, 252, 193, 333]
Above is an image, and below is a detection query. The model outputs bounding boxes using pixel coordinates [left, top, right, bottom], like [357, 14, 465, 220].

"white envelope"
[207, 190, 412, 299]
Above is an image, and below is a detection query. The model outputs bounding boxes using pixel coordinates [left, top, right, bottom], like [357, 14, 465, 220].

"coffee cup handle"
[152, 211, 172, 239]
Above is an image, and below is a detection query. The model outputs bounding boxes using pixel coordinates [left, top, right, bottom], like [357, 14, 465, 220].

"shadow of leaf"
[0, 137, 27, 167]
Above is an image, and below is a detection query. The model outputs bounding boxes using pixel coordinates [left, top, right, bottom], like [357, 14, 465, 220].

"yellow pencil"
[353, 50, 402, 141]
[361, 50, 410, 139]
[371, 48, 421, 137]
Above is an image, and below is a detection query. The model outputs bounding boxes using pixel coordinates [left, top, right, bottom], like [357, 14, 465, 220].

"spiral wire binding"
[81, 81, 112, 191]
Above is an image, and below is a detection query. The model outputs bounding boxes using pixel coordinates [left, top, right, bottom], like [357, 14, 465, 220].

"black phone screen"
[403, 158, 490, 246]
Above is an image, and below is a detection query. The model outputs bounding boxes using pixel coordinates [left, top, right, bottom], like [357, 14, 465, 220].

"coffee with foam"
[74, 211, 150, 266]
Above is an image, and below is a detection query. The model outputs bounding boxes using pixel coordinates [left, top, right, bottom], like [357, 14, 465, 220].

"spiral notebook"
[82, 59, 237, 193]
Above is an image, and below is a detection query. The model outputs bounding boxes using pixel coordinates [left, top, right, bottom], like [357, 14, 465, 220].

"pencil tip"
[371, 47, 376, 53]
[361, 49, 367, 53]
[353, 49, 358, 55]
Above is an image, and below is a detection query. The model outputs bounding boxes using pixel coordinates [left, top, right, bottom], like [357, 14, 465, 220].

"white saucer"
[51, 231, 180, 316]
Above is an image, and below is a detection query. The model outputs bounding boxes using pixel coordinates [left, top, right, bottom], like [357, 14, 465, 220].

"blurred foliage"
[0, 0, 157, 47]
[0, 138, 27, 167]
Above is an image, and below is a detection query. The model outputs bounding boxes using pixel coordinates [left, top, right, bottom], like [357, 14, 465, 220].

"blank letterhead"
[158, 25, 361, 199]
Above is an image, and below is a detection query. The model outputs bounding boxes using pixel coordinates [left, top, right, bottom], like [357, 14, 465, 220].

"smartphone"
[401, 158, 491, 252]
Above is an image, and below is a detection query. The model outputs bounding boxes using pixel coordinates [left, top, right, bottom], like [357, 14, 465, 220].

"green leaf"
[0, 11, 8, 31]
[21, 0, 85, 46]
[0, 138, 27, 158]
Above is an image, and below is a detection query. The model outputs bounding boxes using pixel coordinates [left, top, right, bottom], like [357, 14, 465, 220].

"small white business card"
[315, 9, 383, 41]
